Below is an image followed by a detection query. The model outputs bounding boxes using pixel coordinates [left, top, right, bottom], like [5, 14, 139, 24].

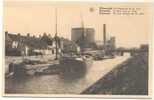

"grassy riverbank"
[82, 52, 148, 95]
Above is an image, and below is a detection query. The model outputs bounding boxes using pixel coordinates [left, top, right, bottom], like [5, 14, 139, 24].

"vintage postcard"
[2, 1, 153, 98]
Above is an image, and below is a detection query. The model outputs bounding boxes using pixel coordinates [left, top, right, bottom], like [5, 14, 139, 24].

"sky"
[3, 1, 153, 48]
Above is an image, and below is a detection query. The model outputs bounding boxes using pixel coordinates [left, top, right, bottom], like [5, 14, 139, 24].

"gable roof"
[7, 33, 48, 49]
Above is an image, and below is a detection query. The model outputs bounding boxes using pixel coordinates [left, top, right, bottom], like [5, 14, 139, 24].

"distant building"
[105, 36, 116, 51]
[5, 31, 56, 56]
[71, 27, 95, 50]
[71, 28, 95, 43]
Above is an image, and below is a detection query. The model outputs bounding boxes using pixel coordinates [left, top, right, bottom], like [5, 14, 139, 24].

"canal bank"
[82, 52, 148, 95]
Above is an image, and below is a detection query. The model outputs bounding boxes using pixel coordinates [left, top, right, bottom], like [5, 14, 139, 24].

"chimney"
[27, 33, 30, 37]
[103, 24, 106, 46]
[5, 31, 8, 35]
[17, 33, 21, 36]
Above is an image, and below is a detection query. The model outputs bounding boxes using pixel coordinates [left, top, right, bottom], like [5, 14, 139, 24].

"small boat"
[6, 59, 60, 77]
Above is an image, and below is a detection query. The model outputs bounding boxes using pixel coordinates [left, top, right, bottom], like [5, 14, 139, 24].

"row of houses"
[5, 31, 60, 56]
[5, 31, 81, 56]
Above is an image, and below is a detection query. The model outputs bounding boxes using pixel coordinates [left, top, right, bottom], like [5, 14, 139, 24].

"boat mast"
[55, 8, 58, 60]
[80, 11, 86, 52]
[103, 24, 106, 50]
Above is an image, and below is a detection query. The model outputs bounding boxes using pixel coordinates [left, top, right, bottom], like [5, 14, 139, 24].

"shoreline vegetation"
[82, 52, 148, 95]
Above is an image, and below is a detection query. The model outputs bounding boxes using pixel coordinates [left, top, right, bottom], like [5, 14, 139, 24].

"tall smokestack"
[103, 24, 106, 46]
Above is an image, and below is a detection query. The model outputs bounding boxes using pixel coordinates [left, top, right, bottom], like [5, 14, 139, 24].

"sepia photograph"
[2, 1, 153, 98]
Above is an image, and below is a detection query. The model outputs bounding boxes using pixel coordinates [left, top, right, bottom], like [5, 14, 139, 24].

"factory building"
[71, 28, 95, 43]
[71, 28, 95, 50]
[106, 36, 116, 51]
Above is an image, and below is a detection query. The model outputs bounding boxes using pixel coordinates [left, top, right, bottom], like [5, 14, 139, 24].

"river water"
[5, 55, 130, 94]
